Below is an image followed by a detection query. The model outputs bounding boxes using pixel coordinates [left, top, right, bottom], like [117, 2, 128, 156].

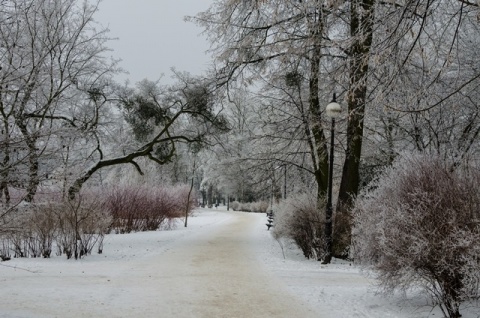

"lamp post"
[323, 93, 341, 264]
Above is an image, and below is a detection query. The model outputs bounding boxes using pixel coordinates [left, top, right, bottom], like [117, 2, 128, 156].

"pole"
[270, 174, 274, 213]
[323, 117, 335, 264]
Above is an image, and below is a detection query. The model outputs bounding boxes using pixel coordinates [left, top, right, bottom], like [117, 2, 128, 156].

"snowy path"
[0, 210, 319, 318]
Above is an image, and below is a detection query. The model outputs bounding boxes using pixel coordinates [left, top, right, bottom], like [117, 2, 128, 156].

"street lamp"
[323, 93, 341, 264]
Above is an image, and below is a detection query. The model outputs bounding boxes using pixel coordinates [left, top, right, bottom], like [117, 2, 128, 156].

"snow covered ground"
[253, 214, 479, 318]
[0, 207, 478, 317]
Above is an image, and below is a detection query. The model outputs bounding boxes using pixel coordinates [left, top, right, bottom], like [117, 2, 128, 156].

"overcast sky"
[93, 0, 213, 84]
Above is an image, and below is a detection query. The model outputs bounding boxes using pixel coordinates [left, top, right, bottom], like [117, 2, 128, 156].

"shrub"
[272, 193, 326, 260]
[54, 194, 112, 259]
[253, 201, 269, 213]
[230, 201, 240, 211]
[105, 185, 194, 233]
[352, 153, 480, 318]
[229, 200, 268, 213]
[0, 201, 59, 258]
[29, 204, 58, 258]
[0, 184, 194, 259]
[0, 192, 110, 260]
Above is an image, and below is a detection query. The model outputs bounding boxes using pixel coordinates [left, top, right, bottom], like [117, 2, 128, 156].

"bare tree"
[67, 77, 229, 199]
[0, 0, 118, 202]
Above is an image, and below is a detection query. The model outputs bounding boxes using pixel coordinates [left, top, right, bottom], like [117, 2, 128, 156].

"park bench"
[266, 212, 274, 230]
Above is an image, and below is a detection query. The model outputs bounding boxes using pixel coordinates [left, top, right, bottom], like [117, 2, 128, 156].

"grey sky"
[94, 0, 213, 84]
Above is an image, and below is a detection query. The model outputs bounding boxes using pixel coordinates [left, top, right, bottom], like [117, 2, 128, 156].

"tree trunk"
[184, 160, 196, 228]
[289, 12, 331, 262]
[334, 0, 375, 258]
[307, 15, 330, 263]
[207, 184, 213, 208]
[17, 121, 39, 203]
[0, 124, 11, 205]
[308, 18, 329, 197]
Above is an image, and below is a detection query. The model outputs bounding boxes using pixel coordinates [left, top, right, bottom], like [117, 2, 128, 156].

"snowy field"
[0, 207, 478, 318]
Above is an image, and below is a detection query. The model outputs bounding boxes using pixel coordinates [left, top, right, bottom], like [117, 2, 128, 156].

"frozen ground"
[0, 207, 478, 318]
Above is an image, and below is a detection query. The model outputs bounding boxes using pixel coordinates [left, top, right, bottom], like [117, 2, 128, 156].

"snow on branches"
[352, 153, 480, 318]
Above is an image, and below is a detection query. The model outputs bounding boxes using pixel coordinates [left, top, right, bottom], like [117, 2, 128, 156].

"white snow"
[0, 207, 478, 317]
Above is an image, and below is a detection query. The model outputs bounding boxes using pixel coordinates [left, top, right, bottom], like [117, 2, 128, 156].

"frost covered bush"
[105, 185, 194, 233]
[27, 204, 58, 258]
[353, 153, 480, 318]
[0, 184, 194, 260]
[0, 192, 110, 259]
[230, 201, 240, 211]
[254, 201, 269, 213]
[0, 204, 45, 258]
[229, 201, 268, 213]
[272, 193, 325, 260]
[54, 193, 111, 259]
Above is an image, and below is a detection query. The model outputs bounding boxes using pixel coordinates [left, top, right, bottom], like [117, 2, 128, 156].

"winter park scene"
[1, 0, 480, 317]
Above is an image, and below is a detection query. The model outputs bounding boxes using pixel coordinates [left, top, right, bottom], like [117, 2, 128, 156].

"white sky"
[93, 0, 213, 84]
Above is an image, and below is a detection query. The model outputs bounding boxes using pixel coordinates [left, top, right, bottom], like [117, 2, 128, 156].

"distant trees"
[191, 2, 335, 259]
[353, 153, 480, 318]
[192, 0, 331, 190]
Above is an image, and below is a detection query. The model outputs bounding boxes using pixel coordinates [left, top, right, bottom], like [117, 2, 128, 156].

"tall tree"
[332, 0, 375, 258]
[192, 0, 332, 228]
[0, 0, 117, 202]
